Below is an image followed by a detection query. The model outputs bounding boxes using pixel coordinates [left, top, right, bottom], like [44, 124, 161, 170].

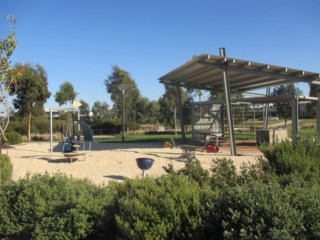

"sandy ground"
[5, 141, 263, 186]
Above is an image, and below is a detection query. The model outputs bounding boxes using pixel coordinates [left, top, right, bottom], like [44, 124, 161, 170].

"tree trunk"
[28, 111, 32, 142]
[174, 107, 177, 135]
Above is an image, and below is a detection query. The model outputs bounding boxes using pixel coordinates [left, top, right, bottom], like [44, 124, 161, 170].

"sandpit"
[5, 141, 262, 186]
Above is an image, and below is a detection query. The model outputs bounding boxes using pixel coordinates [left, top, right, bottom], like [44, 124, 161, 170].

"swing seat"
[63, 152, 86, 163]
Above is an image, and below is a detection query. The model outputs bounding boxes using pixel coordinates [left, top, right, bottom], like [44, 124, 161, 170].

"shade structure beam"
[199, 60, 319, 84]
[220, 48, 237, 156]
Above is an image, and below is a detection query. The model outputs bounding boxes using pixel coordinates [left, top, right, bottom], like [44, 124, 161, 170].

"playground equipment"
[60, 117, 93, 162]
[164, 138, 219, 160]
[61, 118, 93, 163]
[49, 106, 94, 161]
[136, 158, 154, 179]
[191, 101, 260, 142]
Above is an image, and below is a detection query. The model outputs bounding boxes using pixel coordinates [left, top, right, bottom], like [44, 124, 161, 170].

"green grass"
[94, 133, 192, 143]
[93, 119, 318, 143]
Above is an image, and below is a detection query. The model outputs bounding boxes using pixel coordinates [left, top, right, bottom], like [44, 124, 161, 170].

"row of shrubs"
[8, 118, 154, 138]
[8, 118, 125, 137]
[1, 137, 320, 239]
[7, 117, 182, 143]
[7, 119, 60, 135]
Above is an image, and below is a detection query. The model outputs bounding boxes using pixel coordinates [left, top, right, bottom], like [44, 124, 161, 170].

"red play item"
[205, 142, 219, 153]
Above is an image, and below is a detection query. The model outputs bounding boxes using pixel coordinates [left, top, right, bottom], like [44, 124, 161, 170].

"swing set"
[49, 107, 93, 162]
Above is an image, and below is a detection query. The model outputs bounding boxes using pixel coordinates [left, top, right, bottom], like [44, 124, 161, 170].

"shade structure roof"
[159, 54, 320, 92]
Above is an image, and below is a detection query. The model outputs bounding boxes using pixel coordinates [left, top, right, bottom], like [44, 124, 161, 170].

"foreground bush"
[211, 180, 304, 239]
[5, 130, 22, 144]
[163, 158, 210, 187]
[260, 137, 320, 175]
[0, 154, 12, 184]
[1, 149, 320, 239]
[114, 174, 215, 239]
[0, 173, 114, 239]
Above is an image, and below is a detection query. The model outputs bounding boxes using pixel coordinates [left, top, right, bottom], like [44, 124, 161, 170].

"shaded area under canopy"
[159, 49, 320, 155]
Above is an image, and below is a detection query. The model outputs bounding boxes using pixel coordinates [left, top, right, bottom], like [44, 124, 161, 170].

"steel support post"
[191, 102, 195, 140]
[263, 87, 270, 129]
[317, 97, 320, 135]
[50, 108, 53, 153]
[122, 90, 125, 142]
[291, 96, 299, 143]
[220, 105, 225, 138]
[175, 85, 186, 142]
[220, 48, 236, 156]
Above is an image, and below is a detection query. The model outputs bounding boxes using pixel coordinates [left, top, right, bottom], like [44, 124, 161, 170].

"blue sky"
[1, 0, 319, 109]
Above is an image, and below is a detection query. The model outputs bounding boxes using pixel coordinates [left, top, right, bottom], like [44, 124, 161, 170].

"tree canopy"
[159, 84, 190, 128]
[54, 81, 78, 106]
[307, 84, 320, 117]
[271, 83, 302, 124]
[9, 63, 51, 141]
[79, 99, 90, 116]
[91, 100, 110, 123]
[0, 15, 17, 86]
[104, 66, 140, 125]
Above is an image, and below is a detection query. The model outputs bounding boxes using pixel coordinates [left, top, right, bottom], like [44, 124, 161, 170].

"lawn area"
[94, 133, 192, 143]
[94, 119, 317, 143]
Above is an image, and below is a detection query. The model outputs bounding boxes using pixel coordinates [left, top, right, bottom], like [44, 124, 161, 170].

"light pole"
[117, 83, 129, 142]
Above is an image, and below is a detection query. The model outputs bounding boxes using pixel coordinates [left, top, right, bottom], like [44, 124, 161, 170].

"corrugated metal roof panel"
[159, 54, 320, 91]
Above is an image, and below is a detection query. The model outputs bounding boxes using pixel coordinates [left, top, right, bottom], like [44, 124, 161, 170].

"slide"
[79, 119, 93, 142]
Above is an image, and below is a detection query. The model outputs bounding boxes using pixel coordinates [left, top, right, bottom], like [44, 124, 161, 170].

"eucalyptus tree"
[104, 65, 140, 126]
[307, 84, 320, 117]
[9, 63, 51, 141]
[158, 84, 190, 130]
[91, 100, 110, 123]
[54, 81, 78, 107]
[271, 83, 302, 125]
[134, 97, 160, 124]
[0, 15, 18, 141]
[79, 99, 90, 116]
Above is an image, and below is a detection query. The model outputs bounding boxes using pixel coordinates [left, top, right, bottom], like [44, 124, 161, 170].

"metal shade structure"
[160, 54, 320, 91]
[159, 49, 320, 155]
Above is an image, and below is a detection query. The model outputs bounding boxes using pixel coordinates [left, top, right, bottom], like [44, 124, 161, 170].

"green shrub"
[0, 154, 12, 184]
[6, 120, 27, 135]
[210, 158, 238, 190]
[5, 131, 22, 144]
[33, 118, 50, 134]
[7, 119, 65, 136]
[260, 137, 320, 175]
[91, 119, 121, 134]
[114, 175, 214, 239]
[288, 181, 320, 239]
[238, 157, 274, 184]
[163, 158, 210, 187]
[210, 180, 304, 239]
[0, 173, 114, 239]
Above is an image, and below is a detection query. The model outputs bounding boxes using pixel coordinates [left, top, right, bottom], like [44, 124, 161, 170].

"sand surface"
[5, 141, 262, 186]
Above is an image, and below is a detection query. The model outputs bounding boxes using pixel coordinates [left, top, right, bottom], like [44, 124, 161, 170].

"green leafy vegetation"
[114, 175, 213, 239]
[5, 130, 22, 144]
[259, 136, 320, 175]
[1, 137, 320, 239]
[0, 173, 114, 239]
[95, 133, 192, 143]
[0, 154, 12, 184]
